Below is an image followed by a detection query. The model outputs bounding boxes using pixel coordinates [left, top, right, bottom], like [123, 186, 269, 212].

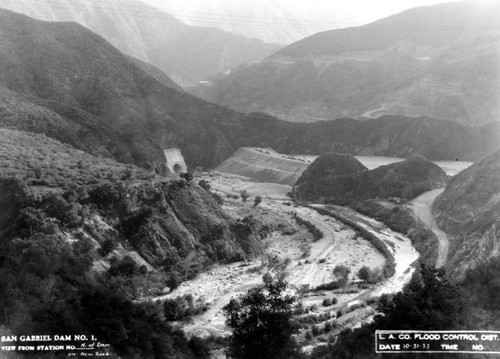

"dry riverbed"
[152, 172, 418, 342]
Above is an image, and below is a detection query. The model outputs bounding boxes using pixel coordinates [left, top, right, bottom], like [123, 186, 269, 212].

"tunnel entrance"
[163, 148, 187, 176]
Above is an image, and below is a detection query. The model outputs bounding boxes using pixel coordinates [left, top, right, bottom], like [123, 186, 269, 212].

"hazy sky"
[141, 0, 471, 43]
[143, 0, 463, 25]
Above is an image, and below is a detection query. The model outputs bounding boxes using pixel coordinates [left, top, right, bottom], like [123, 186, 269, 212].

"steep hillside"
[204, 1, 500, 125]
[295, 154, 448, 203]
[0, 9, 268, 170]
[434, 148, 500, 279]
[215, 147, 310, 185]
[1, 10, 499, 173]
[0, 127, 253, 264]
[294, 153, 367, 200]
[0, 128, 269, 357]
[0, 0, 280, 86]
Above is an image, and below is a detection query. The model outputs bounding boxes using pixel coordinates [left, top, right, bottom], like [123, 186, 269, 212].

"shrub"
[322, 298, 332, 307]
[253, 195, 262, 207]
[358, 266, 372, 281]
[333, 264, 351, 287]
[180, 172, 194, 182]
[211, 192, 224, 205]
[314, 281, 341, 291]
[223, 277, 300, 358]
[163, 299, 184, 321]
[108, 255, 139, 277]
[312, 325, 320, 336]
[294, 215, 323, 241]
[166, 272, 183, 291]
[324, 321, 332, 332]
[240, 190, 249, 202]
[188, 336, 210, 358]
[99, 238, 117, 256]
[198, 179, 211, 191]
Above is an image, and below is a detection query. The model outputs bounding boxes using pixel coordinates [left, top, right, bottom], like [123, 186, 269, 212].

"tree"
[333, 264, 350, 287]
[163, 298, 184, 321]
[357, 266, 371, 282]
[357, 266, 384, 284]
[331, 265, 475, 359]
[99, 238, 117, 256]
[108, 255, 139, 277]
[253, 195, 262, 207]
[223, 276, 302, 359]
[240, 190, 249, 203]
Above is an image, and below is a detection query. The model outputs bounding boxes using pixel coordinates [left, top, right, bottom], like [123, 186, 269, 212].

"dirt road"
[408, 188, 449, 267]
[290, 207, 342, 287]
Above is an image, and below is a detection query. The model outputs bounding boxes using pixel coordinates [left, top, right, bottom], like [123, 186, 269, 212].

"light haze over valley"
[0, 1, 499, 358]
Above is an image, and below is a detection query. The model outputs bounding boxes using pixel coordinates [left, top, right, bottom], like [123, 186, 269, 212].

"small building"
[163, 148, 187, 175]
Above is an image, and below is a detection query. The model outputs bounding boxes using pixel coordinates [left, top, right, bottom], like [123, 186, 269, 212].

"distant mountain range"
[0, 0, 280, 86]
[200, 1, 500, 126]
[144, 0, 364, 45]
[1, 9, 499, 175]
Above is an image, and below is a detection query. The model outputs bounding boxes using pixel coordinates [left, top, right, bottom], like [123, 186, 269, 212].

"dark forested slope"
[295, 154, 448, 203]
[0, 127, 271, 358]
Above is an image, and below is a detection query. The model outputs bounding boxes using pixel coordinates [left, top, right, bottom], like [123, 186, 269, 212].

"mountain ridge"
[1, 9, 499, 175]
[0, 0, 280, 85]
[202, 1, 500, 126]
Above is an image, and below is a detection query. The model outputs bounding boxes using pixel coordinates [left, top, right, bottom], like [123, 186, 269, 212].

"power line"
[1, 0, 499, 32]
[0, 0, 359, 26]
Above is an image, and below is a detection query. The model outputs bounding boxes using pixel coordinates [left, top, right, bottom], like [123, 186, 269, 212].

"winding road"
[408, 188, 449, 267]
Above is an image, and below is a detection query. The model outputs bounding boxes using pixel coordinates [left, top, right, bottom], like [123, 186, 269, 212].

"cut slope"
[216, 147, 310, 185]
